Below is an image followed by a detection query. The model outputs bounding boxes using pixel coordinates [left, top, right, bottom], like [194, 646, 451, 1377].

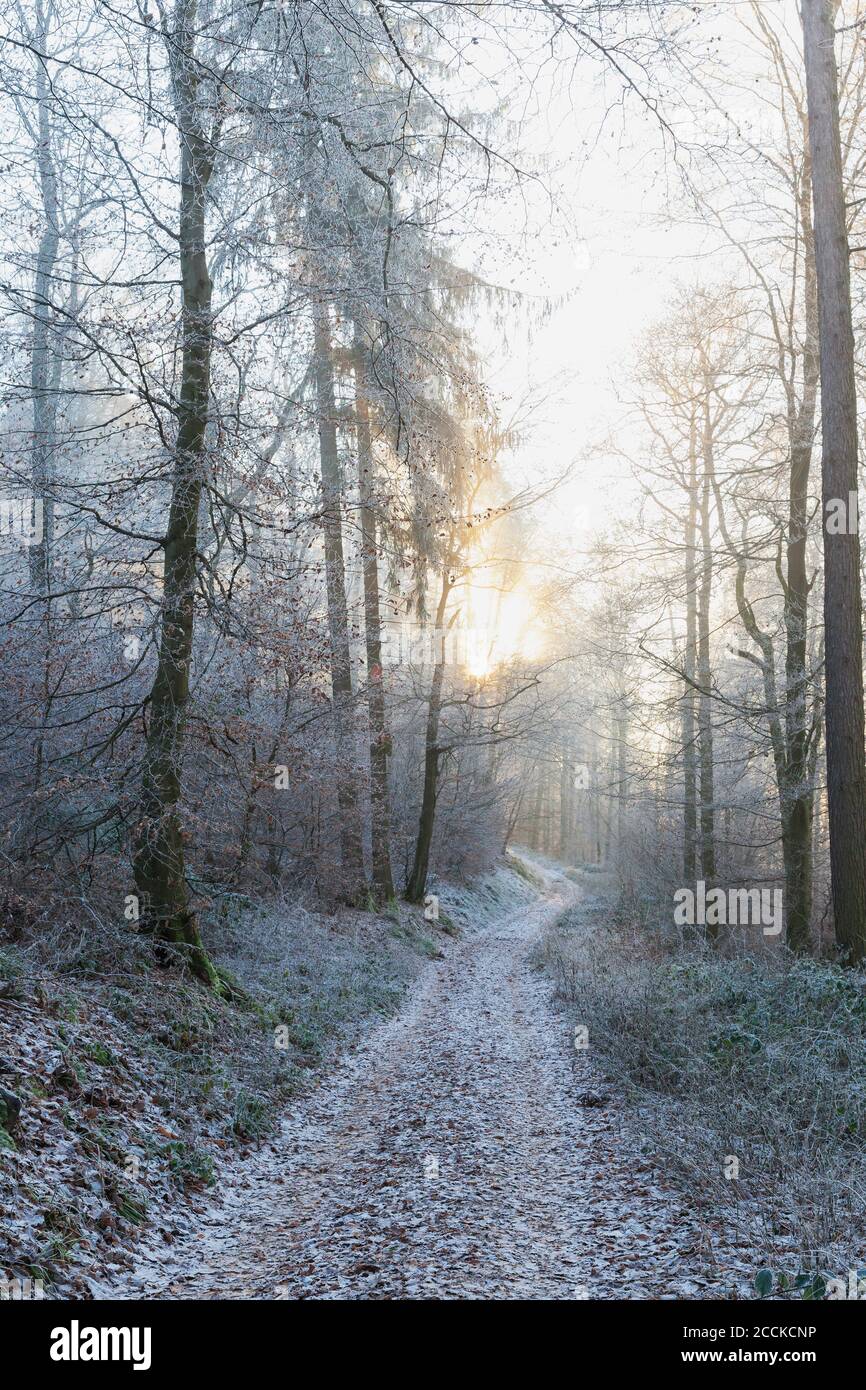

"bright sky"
[468, 0, 803, 558]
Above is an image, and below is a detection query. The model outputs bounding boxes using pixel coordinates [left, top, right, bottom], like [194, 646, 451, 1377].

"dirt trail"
[114, 879, 745, 1300]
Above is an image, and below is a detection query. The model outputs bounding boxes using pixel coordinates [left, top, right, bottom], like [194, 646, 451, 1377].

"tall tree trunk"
[682, 417, 699, 880]
[503, 781, 526, 853]
[697, 445, 716, 892]
[615, 704, 628, 863]
[133, 0, 220, 988]
[405, 569, 453, 903]
[23, 0, 60, 835]
[559, 741, 571, 860]
[29, 0, 58, 605]
[546, 761, 556, 854]
[801, 0, 866, 962]
[590, 733, 600, 864]
[313, 303, 367, 903]
[529, 760, 544, 851]
[780, 192, 819, 951]
[568, 732, 580, 862]
[353, 331, 394, 903]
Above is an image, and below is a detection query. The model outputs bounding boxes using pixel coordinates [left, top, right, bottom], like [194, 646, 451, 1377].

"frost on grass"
[109, 861, 752, 1301]
[0, 864, 535, 1297]
[537, 884, 866, 1290]
[0, 880, 471, 1296]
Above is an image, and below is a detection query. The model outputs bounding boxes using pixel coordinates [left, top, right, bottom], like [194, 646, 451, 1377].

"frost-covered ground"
[0, 861, 540, 1297]
[108, 856, 753, 1300]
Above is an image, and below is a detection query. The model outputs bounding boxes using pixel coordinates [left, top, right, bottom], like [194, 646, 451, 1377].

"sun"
[461, 583, 543, 679]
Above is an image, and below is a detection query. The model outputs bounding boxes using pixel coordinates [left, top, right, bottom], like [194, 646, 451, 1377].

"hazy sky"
[472, 1, 800, 562]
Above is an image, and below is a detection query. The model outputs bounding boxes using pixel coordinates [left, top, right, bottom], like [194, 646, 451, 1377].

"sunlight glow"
[461, 585, 544, 679]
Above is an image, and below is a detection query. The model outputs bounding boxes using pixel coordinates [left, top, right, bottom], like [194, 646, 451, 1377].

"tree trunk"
[313, 302, 367, 903]
[780, 292, 818, 949]
[682, 417, 699, 880]
[503, 781, 526, 853]
[405, 569, 452, 903]
[559, 741, 571, 860]
[529, 761, 544, 851]
[29, 5, 58, 604]
[133, 1, 220, 988]
[353, 331, 394, 903]
[697, 445, 716, 892]
[615, 704, 628, 863]
[802, 0, 866, 961]
[23, 0, 61, 835]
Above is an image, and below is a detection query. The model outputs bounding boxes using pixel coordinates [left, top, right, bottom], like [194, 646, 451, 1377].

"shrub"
[538, 904, 866, 1272]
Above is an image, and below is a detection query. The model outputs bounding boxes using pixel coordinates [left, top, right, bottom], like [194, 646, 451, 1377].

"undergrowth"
[537, 896, 866, 1284]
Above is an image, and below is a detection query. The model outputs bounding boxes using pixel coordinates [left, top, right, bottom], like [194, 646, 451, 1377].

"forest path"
[116, 874, 742, 1299]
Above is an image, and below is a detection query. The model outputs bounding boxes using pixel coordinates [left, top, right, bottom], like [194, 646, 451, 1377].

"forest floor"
[0, 856, 538, 1297]
[105, 857, 753, 1300]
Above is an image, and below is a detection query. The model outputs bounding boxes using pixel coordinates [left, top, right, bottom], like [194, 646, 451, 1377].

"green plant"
[756, 1269, 821, 1300]
[437, 909, 459, 936]
[507, 855, 542, 888]
[231, 1089, 271, 1141]
[113, 1189, 147, 1225]
[0, 947, 23, 981]
[164, 1140, 215, 1189]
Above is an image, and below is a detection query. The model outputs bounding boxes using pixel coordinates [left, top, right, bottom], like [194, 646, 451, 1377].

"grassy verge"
[536, 886, 866, 1295]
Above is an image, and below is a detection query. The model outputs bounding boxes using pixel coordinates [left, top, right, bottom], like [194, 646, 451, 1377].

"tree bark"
[697, 432, 716, 892]
[529, 760, 544, 852]
[559, 740, 572, 860]
[24, 0, 60, 843]
[353, 331, 394, 903]
[29, 0, 58, 604]
[133, 0, 220, 988]
[615, 703, 628, 862]
[802, 0, 866, 961]
[780, 194, 819, 951]
[405, 568, 452, 903]
[682, 416, 699, 880]
[313, 302, 367, 902]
